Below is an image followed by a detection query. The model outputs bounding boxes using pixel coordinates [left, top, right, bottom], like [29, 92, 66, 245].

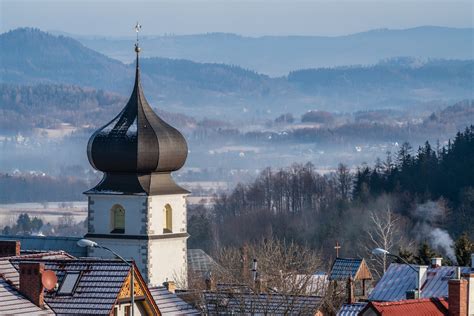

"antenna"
[42, 270, 58, 291]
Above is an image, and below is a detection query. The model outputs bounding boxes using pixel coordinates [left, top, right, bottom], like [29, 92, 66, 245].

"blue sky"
[1, 0, 472, 37]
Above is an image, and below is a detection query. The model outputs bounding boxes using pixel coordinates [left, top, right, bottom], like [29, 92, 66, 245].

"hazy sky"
[1, 0, 472, 37]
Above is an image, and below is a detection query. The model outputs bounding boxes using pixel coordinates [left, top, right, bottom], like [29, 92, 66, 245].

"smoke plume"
[413, 200, 457, 264]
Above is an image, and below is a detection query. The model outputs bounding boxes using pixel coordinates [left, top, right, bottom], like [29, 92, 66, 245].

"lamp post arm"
[387, 253, 422, 295]
[96, 245, 134, 316]
[97, 245, 132, 267]
[386, 253, 418, 273]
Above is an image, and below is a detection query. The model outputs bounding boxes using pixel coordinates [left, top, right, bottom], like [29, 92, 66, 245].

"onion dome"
[87, 45, 188, 174]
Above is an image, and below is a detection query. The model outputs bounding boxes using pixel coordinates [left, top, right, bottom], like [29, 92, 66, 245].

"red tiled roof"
[362, 298, 448, 316]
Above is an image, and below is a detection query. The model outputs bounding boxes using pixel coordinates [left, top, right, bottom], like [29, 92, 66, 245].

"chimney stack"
[19, 262, 45, 308]
[0, 240, 20, 258]
[240, 244, 249, 282]
[163, 281, 176, 293]
[347, 276, 355, 304]
[255, 277, 267, 293]
[205, 272, 216, 291]
[448, 268, 468, 316]
[431, 257, 442, 268]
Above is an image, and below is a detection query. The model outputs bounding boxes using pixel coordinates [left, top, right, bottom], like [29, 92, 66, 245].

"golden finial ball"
[135, 44, 141, 53]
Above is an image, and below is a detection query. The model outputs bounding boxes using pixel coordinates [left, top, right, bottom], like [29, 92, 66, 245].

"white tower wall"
[85, 193, 188, 287]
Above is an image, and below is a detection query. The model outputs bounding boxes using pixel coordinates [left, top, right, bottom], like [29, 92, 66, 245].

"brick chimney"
[19, 262, 45, 308]
[346, 276, 355, 304]
[431, 257, 442, 268]
[240, 244, 249, 282]
[448, 267, 468, 316]
[255, 277, 267, 294]
[163, 280, 176, 293]
[205, 273, 216, 291]
[0, 240, 20, 258]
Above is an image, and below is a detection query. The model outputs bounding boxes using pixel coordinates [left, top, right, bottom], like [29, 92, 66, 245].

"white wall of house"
[113, 302, 147, 316]
[468, 273, 474, 316]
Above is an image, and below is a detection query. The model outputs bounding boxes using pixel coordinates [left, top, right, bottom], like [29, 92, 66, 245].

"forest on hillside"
[188, 126, 474, 266]
[2, 28, 473, 115]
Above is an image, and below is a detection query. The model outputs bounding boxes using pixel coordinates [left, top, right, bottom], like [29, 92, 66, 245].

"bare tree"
[365, 206, 400, 277]
[187, 237, 332, 315]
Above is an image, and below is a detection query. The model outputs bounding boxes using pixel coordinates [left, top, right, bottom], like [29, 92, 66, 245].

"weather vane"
[134, 22, 142, 53]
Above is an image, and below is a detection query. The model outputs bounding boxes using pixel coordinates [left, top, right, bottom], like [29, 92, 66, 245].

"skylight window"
[57, 272, 81, 295]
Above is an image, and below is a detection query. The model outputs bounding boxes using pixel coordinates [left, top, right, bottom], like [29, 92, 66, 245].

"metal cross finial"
[335, 241, 341, 258]
[135, 22, 142, 42]
[134, 22, 142, 54]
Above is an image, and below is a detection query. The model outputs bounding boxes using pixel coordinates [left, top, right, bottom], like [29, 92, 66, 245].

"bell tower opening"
[163, 204, 173, 233]
[110, 204, 125, 234]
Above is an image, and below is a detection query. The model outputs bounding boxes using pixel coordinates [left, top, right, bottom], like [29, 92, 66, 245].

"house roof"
[0, 250, 74, 288]
[361, 298, 448, 316]
[149, 286, 200, 315]
[187, 248, 218, 275]
[203, 292, 322, 315]
[329, 258, 372, 281]
[10, 258, 131, 315]
[0, 277, 54, 315]
[0, 235, 86, 258]
[368, 263, 472, 301]
[337, 302, 368, 316]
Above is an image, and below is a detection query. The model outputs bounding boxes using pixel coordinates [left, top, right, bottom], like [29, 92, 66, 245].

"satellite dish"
[42, 270, 58, 291]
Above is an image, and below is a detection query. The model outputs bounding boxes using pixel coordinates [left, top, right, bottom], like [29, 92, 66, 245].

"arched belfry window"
[111, 204, 125, 234]
[163, 204, 172, 233]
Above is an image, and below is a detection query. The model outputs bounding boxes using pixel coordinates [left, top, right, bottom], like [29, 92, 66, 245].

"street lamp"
[372, 248, 422, 298]
[78, 239, 135, 315]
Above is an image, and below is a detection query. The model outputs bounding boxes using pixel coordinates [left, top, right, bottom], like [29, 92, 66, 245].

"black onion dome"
[87, 54, 188, 174]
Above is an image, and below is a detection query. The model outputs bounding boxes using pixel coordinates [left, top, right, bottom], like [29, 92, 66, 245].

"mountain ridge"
[1, 28, 472, 117]
[69, 25, 473, 76]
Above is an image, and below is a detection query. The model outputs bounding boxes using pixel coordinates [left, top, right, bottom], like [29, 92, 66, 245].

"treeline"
[2, 213, 86, 237]
[0, 83, 124, 131]
[288, 59, 473, 94]
[188, 126, 474, 260]
[0, 83, 197, 132]
[192, 100, 474, 145]
[0, 173, 89, 203]
[353, 125, 474, 235]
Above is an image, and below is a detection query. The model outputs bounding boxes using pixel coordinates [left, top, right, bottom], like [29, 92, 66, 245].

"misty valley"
[0, 27, 473, 270]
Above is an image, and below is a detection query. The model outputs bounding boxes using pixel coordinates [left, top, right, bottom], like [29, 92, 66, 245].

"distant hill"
[0, 83, 197, 132]
[0, 28, 131, 91]
[73, 26, 474, 76]
[288, 58, 473, 101]
[0, 28, 282, 113]
[1, 28, 472, 117]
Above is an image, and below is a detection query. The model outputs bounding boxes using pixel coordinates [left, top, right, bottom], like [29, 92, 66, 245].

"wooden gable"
[113, 264, 161, 316]
[354, 259, 372, 281]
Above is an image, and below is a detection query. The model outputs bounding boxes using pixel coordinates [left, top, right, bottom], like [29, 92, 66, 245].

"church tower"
[84, 41, 189, 287]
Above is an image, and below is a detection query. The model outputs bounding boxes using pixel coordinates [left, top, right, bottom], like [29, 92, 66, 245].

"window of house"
[57, 272, 81, 295]
[163, 204, 172, 233]
[111, 204, 125, 234]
